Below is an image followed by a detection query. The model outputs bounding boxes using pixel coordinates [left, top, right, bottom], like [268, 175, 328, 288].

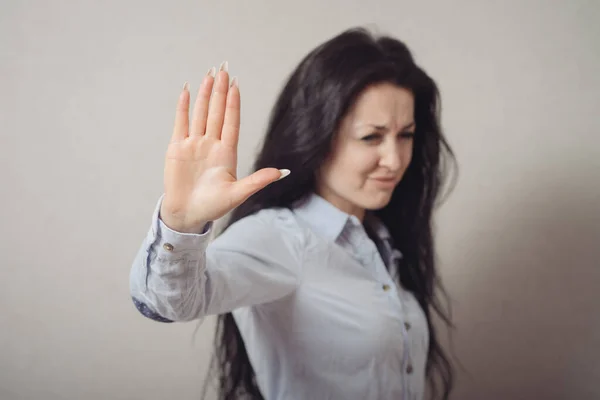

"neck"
[314, 190, 365, 222]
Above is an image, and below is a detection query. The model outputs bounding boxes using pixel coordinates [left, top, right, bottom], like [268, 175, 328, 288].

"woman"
[130, 27, 456, 400]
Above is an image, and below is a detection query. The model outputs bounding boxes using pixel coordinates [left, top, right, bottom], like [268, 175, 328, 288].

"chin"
[361, 192, 394, 210]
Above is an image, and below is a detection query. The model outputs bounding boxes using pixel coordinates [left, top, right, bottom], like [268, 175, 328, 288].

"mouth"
[369, 177, 398, 189]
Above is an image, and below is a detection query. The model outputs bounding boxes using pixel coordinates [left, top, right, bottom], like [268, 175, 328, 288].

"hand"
[160, 62, 289, 233]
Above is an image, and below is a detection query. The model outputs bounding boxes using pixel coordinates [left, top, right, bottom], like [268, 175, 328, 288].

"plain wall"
[1, 0, 599, 399]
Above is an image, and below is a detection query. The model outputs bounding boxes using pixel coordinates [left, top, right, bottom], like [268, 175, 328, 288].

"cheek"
[332, 148, 378, 178]
[402, 143, 414, 169]
[355, 152, 380, 175]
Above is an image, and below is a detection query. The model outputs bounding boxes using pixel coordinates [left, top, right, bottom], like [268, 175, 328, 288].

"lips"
[370, 177, 398, 188]
[371, 177, 396, 182]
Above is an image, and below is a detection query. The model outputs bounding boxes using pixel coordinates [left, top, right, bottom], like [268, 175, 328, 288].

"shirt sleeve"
[129, 195, 304, 322]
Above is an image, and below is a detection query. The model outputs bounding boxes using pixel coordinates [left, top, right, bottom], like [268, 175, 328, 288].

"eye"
[398, 131, 415, 140]
[361, 133, 383, 142]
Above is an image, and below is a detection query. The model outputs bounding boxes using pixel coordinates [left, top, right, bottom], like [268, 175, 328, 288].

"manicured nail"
[219, 61, 228, 72]
[277, 169, 291, 181]
[230, 76, 238, 88]
[182, 82, 189, 91]
[207, 67, 216, 78]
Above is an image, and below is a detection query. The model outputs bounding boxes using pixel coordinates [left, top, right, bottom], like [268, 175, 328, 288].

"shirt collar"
[292, 193, 392, 244]
[292, 193, 351, 241]
[364, 212, 392, 243]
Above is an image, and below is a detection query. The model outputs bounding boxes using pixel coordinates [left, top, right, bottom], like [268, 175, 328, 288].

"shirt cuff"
[150, 194, 214, 253]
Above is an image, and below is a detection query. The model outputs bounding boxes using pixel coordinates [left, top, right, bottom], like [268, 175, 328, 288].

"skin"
[161, 64, 285, 233]
[316, 82, 416, 222]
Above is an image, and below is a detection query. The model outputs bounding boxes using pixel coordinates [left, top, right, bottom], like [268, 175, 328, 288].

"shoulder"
[211, 207, 307, 256]
[231, 207, 301, 232]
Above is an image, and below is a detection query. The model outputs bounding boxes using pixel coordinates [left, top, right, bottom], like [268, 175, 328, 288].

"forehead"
[345, 83, 415, 127]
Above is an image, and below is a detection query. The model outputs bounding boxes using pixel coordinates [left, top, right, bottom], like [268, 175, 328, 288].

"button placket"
[394, 281, 415, 387]
[358, 220, 417, 392]
[346, 223, 382, 280]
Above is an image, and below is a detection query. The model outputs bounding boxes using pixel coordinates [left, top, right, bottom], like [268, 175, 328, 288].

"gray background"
[1, 0, 599, 399]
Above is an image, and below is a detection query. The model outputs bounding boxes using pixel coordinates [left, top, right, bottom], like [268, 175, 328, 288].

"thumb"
[233, 168, 290, 202]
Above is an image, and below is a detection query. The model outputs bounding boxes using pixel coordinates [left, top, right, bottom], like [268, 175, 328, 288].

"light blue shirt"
[130, 193, 429, 400]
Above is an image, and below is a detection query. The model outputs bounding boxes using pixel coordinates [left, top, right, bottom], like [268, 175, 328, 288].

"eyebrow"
[360, 121, 416, 131]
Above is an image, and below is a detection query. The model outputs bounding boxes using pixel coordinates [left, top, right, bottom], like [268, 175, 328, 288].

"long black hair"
[208, 27, 457, 400]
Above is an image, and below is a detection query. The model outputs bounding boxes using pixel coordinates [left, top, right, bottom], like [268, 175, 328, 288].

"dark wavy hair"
[204, 26, 457, 400]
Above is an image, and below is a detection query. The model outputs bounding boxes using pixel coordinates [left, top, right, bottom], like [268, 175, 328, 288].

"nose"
[379, 144, 402, 173]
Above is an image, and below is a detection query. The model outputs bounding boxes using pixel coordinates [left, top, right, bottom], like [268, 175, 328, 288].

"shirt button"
[163, 243, 174, 251]
[382, 284, 391, 291]
[404, 322, 411, 330]
[406, 364, 414, 374]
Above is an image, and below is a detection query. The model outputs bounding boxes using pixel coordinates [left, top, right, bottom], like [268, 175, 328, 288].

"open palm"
[160, 63, 288, 233]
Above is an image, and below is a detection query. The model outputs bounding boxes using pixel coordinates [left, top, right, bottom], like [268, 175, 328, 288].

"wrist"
[159, 205, 208, 234]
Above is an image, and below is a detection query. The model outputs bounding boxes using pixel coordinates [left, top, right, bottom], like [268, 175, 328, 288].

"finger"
[233, 168, 290, 203]
[190, 67, 216, 137]
[221, 77, 240, 148]
[171, 82, 190, 143]
[205, 62, 230, 139]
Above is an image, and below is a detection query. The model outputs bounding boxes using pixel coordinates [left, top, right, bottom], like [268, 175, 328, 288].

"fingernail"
[230, 76, 238, 88]
[207, 67, 216, 78]
[183, 82, 189, 91]
[277, 169, 291, 181]
[219, 61, 228, 72]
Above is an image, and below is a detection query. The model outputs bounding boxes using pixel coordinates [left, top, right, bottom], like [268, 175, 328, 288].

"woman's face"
[316, 82, 415, 221]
